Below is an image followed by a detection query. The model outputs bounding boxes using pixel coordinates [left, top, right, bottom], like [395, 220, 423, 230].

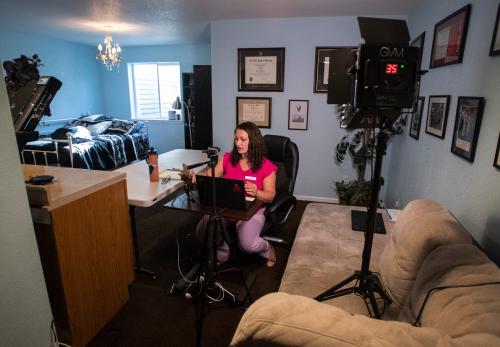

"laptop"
[196, 175, 255, 210]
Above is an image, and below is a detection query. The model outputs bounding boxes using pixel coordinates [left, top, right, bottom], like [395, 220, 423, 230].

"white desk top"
[115, 149, 208, 207]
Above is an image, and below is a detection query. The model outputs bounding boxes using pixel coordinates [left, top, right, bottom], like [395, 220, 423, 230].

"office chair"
[262, 135, 299, 247]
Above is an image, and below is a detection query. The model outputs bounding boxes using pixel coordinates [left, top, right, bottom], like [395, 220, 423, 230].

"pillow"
[79, 114, 112, 123]
[51, 126, 92, 143]
[106, 119, 136, 134]
[127, 121, 145, 135]
[86, 121, 112, 136]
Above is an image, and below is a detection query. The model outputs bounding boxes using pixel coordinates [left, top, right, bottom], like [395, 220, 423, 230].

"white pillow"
[86, 121, 112, 136]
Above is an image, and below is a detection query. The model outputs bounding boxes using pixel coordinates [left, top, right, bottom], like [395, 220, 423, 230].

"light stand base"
[314, 270, 391, 318]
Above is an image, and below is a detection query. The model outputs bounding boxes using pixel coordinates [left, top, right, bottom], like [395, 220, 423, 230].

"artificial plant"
[334, 104, 407, 206]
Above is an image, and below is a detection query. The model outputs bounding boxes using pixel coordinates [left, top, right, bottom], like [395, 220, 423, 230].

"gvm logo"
[380, 47, 404, 57]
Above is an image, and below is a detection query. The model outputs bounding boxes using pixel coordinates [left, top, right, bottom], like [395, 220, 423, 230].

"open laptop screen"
[196, 175, 254, 210]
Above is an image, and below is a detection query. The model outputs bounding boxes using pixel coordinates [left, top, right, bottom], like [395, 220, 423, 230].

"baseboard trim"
[296, 195, 339, 204]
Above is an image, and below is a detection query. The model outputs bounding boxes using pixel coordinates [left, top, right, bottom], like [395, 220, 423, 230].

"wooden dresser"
[23, 165, 134, 347]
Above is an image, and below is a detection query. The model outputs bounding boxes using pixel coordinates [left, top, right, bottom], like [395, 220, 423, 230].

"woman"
[193, 121, 277, 267]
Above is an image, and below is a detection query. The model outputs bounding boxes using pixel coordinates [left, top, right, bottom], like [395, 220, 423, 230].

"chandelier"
[96, 33, 122, 71]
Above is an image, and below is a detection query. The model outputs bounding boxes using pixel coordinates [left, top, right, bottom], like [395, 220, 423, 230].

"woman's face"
[234, 129, 250, 156]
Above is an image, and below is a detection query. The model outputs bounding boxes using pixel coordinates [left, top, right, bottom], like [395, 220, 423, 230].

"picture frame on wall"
[411, 32, 426, 70]
[236, 97, 271, 128]
[425, 95, 451, 139]
[494, 132, 500, 169]
[489, 3, 500, 56]
[288, 100, 309, 130]
[451, 96, 485, 162]
[238, 48, 285, 92]
[409, 96, 425, 140]
[313, 47, 356, 93]
[429, 4, 471, 69]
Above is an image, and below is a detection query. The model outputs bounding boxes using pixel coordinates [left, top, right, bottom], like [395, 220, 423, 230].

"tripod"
[179, 149, 254, 347]
[314, 127, 392, 318]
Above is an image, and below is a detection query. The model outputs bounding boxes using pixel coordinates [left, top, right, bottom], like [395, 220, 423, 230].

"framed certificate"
[236, 97, 272, 128]
[489, 3, 500, 56]
[238, 48, 285, 92]
[429, 5, 471, 69]
[314, 47, 356, 93]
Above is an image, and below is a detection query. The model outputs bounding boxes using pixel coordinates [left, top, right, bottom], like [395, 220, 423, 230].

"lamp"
[172, 96, 193, 149]
[96, 33, 122, 71]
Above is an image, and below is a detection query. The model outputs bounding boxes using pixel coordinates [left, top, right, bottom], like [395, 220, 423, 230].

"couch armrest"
[231, 293, 498, 347]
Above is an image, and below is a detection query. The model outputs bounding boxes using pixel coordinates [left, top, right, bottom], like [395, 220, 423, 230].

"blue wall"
[211, 17, 402, 200]
[385, 0, 500, 263]
[101, 43, 211, 154]
[0, 28, 103, 132]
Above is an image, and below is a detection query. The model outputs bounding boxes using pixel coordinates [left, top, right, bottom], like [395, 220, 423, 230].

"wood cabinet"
[182, 65, 212, 150]
[24, 165, 134, 347]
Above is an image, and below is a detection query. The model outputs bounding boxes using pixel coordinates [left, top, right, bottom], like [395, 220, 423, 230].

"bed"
[21, 115, 149, 170]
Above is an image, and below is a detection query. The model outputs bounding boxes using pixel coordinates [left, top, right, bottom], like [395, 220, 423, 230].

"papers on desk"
[159, 169, 182, 180]
[386, 208, 402, 222]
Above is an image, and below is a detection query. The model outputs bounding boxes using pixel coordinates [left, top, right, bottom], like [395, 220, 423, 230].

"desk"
[164, 191, 264, 221]
[115, 149, 208, 278]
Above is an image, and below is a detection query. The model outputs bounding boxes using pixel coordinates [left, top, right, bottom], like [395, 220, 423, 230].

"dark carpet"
[87, 199, 309, 347]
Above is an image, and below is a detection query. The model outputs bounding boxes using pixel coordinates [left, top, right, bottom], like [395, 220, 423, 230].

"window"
[128, 62, 181, 120]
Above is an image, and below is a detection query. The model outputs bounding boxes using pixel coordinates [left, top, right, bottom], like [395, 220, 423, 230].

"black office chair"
[262, 135, 299, 247]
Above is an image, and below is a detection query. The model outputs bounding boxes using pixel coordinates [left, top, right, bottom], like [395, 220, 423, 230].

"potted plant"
[334, 104, 407, 206]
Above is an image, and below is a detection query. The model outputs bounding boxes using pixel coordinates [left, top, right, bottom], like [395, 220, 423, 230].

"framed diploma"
[429, 4, 471, 69]
[314, 47, 356, 93]
[238, 48, 285, 92]
[236, 97, 272, 128]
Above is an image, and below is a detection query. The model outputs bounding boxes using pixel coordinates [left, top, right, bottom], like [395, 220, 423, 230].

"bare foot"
[266, 244, 277, 267]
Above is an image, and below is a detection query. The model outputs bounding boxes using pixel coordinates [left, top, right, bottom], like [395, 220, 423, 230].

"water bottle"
[147, 147, 159, 182]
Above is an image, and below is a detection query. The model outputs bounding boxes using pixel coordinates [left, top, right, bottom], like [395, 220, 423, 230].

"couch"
[231, 200, 500, 346]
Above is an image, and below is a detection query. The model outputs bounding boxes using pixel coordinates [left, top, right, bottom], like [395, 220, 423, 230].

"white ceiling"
[0, 0, 420, 46]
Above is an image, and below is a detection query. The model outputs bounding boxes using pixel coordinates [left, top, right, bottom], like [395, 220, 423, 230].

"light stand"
[314, 121, 392, 318]
[177, 148, 253, 347]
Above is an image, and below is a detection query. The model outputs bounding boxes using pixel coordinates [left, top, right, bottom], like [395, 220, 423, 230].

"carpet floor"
[87, 199, 309, 347]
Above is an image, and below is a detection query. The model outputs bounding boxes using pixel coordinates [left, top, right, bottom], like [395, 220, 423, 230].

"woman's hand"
[244, 182, 258, 197]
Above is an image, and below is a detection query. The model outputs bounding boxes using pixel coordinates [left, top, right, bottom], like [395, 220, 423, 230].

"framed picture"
[451, 96, 485, 162]
[411, 32, 426, 71]
[314, 47, 356, 93]
[489, 3, 500, 56]
[288, 100, 309, 130]
[425, 95, 451, 139]
[238, 48, 285, 92]
[494, 132, 500, 169]
[236, 97, 271, 128]
[409, 97, 425, 140]
[429, 4, 471, 68]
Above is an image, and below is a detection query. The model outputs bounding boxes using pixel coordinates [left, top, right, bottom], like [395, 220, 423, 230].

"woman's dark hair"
[231, 122, 266, 172]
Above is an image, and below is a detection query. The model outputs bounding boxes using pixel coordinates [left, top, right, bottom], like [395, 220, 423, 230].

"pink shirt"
[222, 152, 277, 191]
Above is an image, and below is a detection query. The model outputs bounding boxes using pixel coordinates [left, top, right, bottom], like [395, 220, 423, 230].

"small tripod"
[314, 127, 392, 318]
[180, 148, 254, 347]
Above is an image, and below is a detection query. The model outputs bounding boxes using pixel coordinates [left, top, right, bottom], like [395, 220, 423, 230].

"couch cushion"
[231, 292, 500, 347]
[399, 243, 500, 338]
[379, 200, 471, 308]
[279, 203, 396, 317]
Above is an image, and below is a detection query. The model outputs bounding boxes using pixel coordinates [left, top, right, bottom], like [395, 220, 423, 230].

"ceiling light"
[96, 33, 122, 71]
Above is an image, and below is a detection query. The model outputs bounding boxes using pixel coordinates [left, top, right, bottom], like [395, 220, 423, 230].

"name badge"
[244, 176, 257, 181]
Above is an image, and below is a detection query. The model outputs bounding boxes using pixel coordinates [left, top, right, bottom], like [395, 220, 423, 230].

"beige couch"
[231, 200, 500, 346]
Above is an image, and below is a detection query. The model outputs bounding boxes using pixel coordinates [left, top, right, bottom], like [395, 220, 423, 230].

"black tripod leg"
[314, 274, 357, 302]
[196, 292, 207, 347]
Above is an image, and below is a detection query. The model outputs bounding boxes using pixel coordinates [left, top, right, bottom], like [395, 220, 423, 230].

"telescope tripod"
[314, 129, 392, 318]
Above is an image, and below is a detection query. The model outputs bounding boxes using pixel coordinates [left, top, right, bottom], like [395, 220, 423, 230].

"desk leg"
[129, 205, 159, 279]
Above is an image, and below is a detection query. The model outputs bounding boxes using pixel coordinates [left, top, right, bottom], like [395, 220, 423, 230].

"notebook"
[196, 175, 255, 211]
